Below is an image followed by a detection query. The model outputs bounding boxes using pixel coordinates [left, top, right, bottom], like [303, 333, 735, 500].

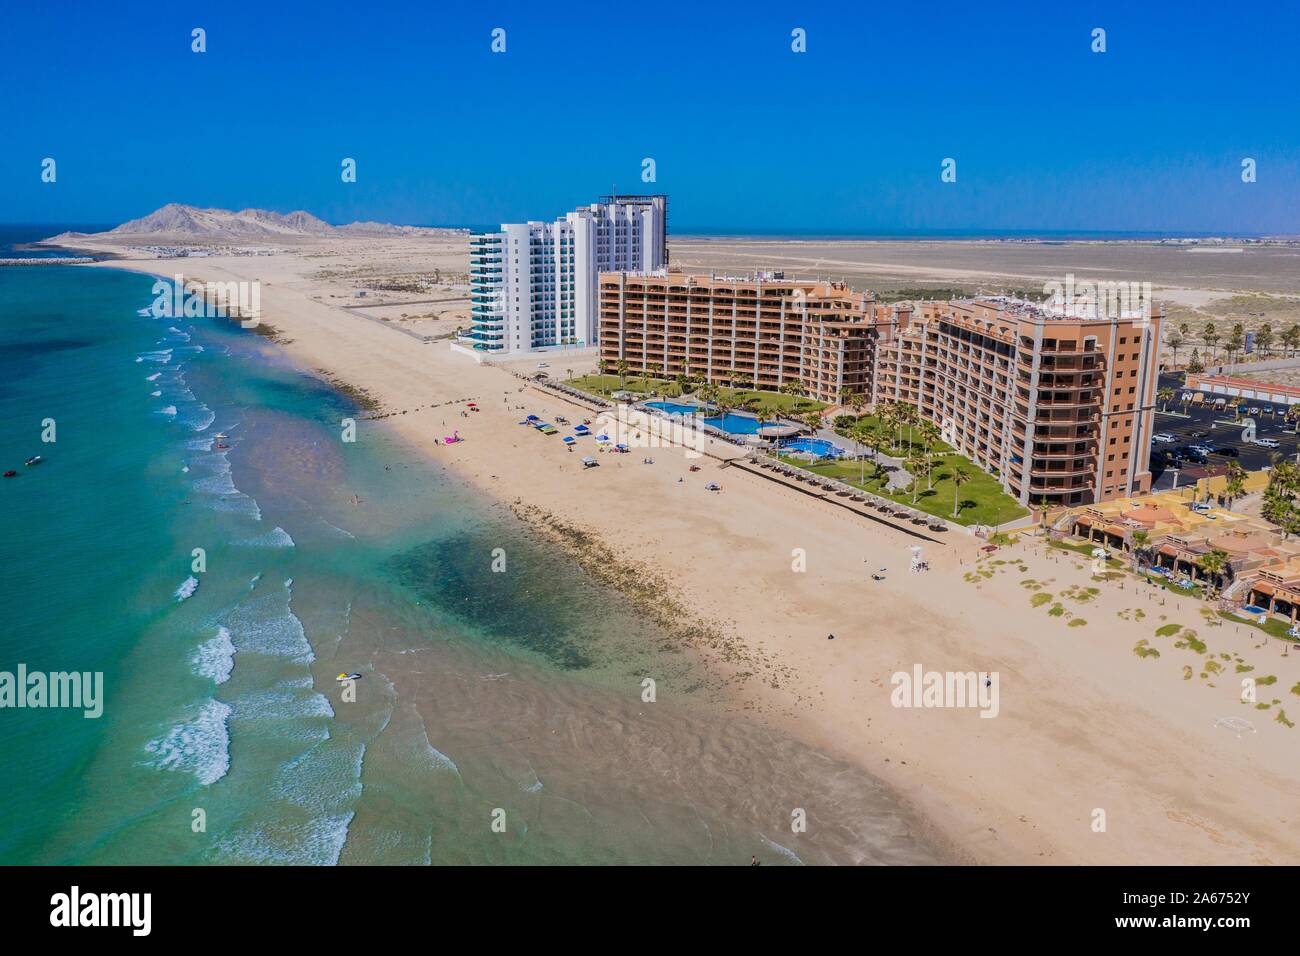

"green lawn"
[714, 388, 825, 413]
[566, 375, 826, 413]
[834, 414, 954, 457]
[568, 374, 678, 396]
[1218, 610, 1299, 642]
[777, 451, 1027, 527]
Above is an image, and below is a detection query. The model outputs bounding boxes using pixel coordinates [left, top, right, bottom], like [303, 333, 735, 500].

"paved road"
[1149, 373, 1300, 490]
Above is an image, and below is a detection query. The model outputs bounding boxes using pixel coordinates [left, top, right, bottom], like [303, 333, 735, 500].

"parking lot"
[1148, 374, 1300, 491]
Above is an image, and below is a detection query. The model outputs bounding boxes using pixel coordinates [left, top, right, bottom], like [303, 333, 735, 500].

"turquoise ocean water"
[0, 257, 945, 865]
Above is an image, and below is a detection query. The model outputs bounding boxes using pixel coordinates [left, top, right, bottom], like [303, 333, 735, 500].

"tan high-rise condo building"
[598, 270, 892, 405]
[599, 270, 1162, 507]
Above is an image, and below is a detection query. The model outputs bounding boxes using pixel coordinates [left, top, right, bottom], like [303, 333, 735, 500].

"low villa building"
[1061, 488, 1300, 595]
[1246, 557, 1300, 622]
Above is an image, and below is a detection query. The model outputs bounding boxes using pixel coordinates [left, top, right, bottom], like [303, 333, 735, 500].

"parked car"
[1210, 446, 1240, 457]
[1249, 406, 1261, 416]
[1153, 433, 1176, 443]
[1265, 405, 1275, 415]
[1190, 444, 1214, 455]
[1254, 438, 1281, 448]
[1189, 429, 1210, 439]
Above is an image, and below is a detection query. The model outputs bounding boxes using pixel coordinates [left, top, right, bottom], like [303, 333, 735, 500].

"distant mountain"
[45, 203, 463, 242]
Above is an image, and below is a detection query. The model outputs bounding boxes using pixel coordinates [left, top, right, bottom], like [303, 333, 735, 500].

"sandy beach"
[62, 233, 1300, 865]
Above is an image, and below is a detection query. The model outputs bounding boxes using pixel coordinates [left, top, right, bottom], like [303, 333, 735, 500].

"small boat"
[215, 433, 228, 440]
[2, 470, 16, 478]
[215, 443, 229, 449]
[335, 672, 363, 682]
[24, 456, 42, 466]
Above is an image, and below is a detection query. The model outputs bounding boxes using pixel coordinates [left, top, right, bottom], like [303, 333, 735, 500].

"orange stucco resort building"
[599, 271, 1162, 508]
[597, 270, 888, 406]
[874, 296, 1162, 507]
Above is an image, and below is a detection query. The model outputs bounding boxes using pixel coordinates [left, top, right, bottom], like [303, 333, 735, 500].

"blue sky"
[2, 0, 1297, 234]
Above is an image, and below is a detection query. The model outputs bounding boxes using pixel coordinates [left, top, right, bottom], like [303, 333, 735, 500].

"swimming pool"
[645, 401, 707, 416]
[781, 437, 846, 458]
[703, 413, 762, 435]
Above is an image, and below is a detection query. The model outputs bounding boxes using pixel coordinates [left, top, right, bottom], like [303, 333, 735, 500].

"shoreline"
[56, 244, 1300, 865]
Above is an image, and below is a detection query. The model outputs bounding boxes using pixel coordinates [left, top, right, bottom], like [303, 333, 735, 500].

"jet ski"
[2, 470, 16, 478]
[24, 455, 42, 466]
[335, 672, 363, 682]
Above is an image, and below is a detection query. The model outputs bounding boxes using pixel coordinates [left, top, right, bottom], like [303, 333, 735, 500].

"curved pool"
[781, 437, 846, 458]
[703, 413, 762, 435]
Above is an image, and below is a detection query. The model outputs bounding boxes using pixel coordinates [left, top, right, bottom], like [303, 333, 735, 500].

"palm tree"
[1227, 325, 1245, 364]
[1157, 386, 1174, 412]
[949, 464, 971, 519]
[1202, 323, 1218, 362]
[1258, 324, 1274, 357]
[1166, 331, 1184, 369]
[1283, 324, 1300, 357]
[856, 422, 882, 483]
[907, 453, 931, 504]
[615, 359, 630, 390]
[1196, 548, 1230, 598]
[1223, 462, 1246, 508]
[878, 405, 898, 456]
[918, 420, 942, 489]
[1287, 404, 1300, 435]
[1129, 530, 1149, 572]
[1035, 495, 1051, 529]
[802, 410, 823, 432]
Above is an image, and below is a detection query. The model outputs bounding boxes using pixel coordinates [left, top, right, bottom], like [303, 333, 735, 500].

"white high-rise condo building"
[459, 195, 667, 356]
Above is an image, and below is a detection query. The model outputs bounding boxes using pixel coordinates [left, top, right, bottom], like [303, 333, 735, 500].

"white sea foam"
[157, 404, 178, 417]
[137, 348, 173, 363]
[175, 576, 199, 601]
[211, 496, 262, 521]
[144, 699, 232, 786]
[414, 711, 460, 777]
[224, 590, 315, 664]
[150, 390, 162, 397]
[317, 518, 356, 540]
[234, 526, 295, 548]
[178, 404, 216, 432]
[146, 372, 161, 382]
[193, 459, 238, 495]
[271, 740, 365, 814]
[192, 626, 236, 685]
[760, 837, 804, 865]
[230, 677, 335, 721]
[212, 811, 354, 865]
